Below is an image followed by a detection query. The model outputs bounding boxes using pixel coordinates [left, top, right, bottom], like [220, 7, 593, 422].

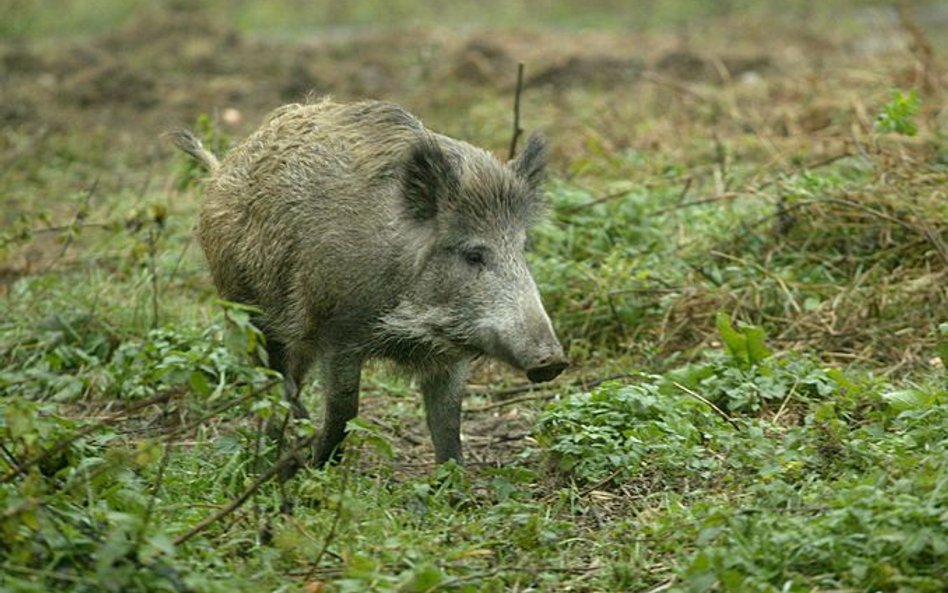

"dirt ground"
[4, 3, 942, 281]
[2, 4, 945, 468]
[4, 4, 939, 169]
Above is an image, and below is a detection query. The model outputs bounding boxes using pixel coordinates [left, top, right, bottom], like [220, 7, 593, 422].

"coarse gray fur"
[174, 98, 567, 467]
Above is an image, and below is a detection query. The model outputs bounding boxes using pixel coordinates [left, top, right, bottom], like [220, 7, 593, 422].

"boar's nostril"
[525, 359, 569, 383]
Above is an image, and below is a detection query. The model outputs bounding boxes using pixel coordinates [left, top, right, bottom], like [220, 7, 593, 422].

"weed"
[875, 88, 921, 136]
[2, 2, 946, 591]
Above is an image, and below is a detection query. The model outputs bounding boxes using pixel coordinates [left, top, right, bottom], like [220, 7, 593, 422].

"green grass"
[2, 1, 947, 591]
[1, 0, 898, 40]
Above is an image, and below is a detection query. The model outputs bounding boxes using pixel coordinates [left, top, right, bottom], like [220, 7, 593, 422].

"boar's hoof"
[526, 359, 569, 383]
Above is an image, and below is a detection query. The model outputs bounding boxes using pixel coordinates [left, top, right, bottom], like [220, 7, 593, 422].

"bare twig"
[464, 389, 560, 413]
[640, 70, 713, 103]
[558, 189, 635, 215]
[303, 450, 354, 580]
[137, 437, 174, 549]
[675, 175, 694, 206]
[43, 177, 99, 273]
[31, 222, 111, 235]
[508, 62, 525, 160]
[644, 579, 677, 593]
[167, 234, 194, 287]
[672, 381, 739, 428]
[173, 432, 318, 546]
[649, 191, 741, 217]
[148, 225, 161, 329]
[1, 392, 173, 483]
[465, 372, 637, 414]
[579, 466, 625, 496]
[0, 442, 24, 474]
[771, 377, 801, 424]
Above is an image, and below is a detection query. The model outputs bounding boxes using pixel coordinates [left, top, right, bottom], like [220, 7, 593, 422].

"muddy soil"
[1, 6, 824, 152]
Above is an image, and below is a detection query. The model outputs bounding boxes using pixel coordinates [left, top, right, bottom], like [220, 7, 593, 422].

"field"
[2, 1, 947, 591]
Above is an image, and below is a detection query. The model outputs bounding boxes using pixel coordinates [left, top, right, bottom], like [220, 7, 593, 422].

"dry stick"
[771, 377, 801, 425]
[6, 376, 278, 485]
[252, 415, 266, 538]
[120, 379, 278, 438]
[672, 381, 739, 429]
[274, 410, 295, 514]
[167, 234, 194, 287]
[508, 62, 525, 160]
[137, 437, 174, 550]
[640, 70, 713, 104]
[579, 466, 625, 496]
[43, 177, 99, 273]
[565, 149, 849, 220]
[675, 175, 694, 207]
[557, 188, 635, 215]
[173, 432, 319, 546]
[0, 442, 23, 474]
[148, 225, 161, 329]
[465, 372, 637, 414]
[1, 392, 173, 483]
[822, 196, 948, 267]
[31, 222, 111, 235]
[649, 191, 740, 217]
[303, 452, 354, 581]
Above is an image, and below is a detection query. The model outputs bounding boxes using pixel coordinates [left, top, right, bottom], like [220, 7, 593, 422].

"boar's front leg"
[419, 361, 469, 464]
[314, 352, 363, 466]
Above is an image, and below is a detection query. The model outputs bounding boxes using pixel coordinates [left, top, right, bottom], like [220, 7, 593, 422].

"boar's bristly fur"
[175, 98, 567, 468]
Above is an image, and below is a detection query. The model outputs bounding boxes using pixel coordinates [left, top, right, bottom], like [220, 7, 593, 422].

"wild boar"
[173, 98, 567, 466]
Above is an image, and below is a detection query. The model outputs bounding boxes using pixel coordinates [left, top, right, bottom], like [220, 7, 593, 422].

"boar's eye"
[462, 246, 488, 267]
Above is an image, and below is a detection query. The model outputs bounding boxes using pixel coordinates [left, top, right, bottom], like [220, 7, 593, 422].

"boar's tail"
[169, 130, 220, 173]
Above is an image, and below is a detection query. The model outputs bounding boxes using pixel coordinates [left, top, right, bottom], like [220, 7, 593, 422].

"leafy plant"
[535, 377, 727, 483]
[714, 311, 772, 369]
[875, 88, 921, 136]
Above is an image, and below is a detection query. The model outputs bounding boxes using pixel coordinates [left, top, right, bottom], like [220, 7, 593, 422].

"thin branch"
[672, 381, 739, 428]
[303, 451, 354, 580]
[508, 62, 525, 160]
[771, 377, 801, 424]
[1, 392, 173, 483]
[557, 189, 635, 215]
[137, 437, 174, 549]
[465, 372, 637, 414]
[148, 225, 161, 329]
[173, 432, 318, 546]
[0, 442, 24, 473]
[43, 177, 99, 273]
[31, 222, 111, 235]
[649, 191, 740, 217]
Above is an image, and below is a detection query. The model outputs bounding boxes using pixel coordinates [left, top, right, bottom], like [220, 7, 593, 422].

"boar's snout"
[526, 355, 569, 383]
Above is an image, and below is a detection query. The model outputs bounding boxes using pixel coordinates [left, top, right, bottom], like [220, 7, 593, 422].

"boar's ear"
[509, 133, 547, 191]
[402, 136, 458, 222]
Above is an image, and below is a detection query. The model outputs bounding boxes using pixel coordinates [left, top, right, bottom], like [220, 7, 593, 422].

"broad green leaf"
[715, 311, 747, 365]
[882, 389, 934, 411]
[744, 325, 772, 365]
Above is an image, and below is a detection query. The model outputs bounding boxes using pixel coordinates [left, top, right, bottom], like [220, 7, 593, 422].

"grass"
[2, 1, 947, 591]
[2, 0, 901, 39]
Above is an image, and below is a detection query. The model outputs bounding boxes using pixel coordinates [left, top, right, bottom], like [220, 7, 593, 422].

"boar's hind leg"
[314, 353, 363, 466]
[419, 361, 469, 464]
[264, 337, 310, 420]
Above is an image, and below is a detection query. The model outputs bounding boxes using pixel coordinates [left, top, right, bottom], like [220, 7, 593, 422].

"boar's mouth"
[525, 359, 569, 383]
